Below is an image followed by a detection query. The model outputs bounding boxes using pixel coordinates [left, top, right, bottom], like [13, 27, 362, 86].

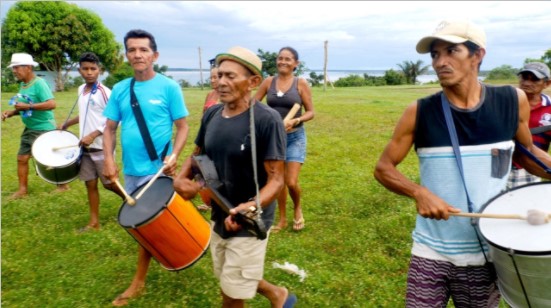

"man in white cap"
[174, 46, 297, 307]
[508, 62, 551, 188]
[2, 52, 66, 199]
[374, 20, 551, 306]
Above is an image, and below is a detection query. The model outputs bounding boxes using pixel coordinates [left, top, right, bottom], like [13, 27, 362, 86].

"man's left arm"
[514, 88, 551, 179]
[164, 117, 189, 176]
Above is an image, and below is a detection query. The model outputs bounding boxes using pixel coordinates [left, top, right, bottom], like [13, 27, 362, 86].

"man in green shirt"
[2, 53, 67, 199]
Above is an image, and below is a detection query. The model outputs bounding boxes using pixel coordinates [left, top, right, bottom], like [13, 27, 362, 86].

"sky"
[2, 1, 551, 72]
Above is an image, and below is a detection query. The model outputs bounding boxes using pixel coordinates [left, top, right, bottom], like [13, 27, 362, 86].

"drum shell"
[31, 130, 81, 184]
[478, 182, 551, 308]
[118, 177, 211, 271]
[489, 249, 551, 308]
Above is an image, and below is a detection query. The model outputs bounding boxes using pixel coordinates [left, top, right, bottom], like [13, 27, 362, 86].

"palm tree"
[397, 60, 430, 84]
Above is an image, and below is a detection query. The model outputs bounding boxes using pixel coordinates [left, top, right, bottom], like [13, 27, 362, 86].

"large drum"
[478, 182, 551, 308]
[118, 176, 211, 271]
[31, 130, 81, 184]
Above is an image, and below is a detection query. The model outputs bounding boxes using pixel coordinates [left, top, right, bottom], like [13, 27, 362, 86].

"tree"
[524, 48, 551, 69]
[485, 65, 518, 80]
[257, 48, 307, 77]
[397, 60, 430, 84]
[1, 1, 122, 91]
[383, 69, 406, 85]
[307, 71, 324, 86]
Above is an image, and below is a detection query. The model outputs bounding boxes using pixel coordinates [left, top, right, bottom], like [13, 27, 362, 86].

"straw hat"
[215, 46, 263, 80]
[8, 53, 39, 68]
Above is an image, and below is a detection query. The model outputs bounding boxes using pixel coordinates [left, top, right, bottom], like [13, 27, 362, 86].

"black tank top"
[266, 76, 303, 127]
[415, 85, 518, 149]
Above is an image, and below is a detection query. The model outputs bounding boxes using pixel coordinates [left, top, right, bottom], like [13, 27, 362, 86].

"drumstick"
[135, 154, 176, 200]
[450, 210, 550, 225]
[283, 103, 301, 122]
[114, 179, 136, 206]
[52, 144, 79, 151]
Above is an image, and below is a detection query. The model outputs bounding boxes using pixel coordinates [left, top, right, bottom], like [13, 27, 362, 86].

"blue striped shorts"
[406, 255, 500, 307]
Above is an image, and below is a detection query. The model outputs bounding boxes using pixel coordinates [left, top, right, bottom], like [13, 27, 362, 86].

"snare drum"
[118, 176, 211, 271]
[31, 130, 81, 184]
[478, 182, 551, 308]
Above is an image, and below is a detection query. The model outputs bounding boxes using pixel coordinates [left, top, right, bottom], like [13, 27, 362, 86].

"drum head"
[478, 182, 551, 255]
[32, 130, 80, 167]
[118, 177, 175, 228]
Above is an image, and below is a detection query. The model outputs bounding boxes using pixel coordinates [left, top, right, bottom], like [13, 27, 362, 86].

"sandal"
[293, 217, 305, 231]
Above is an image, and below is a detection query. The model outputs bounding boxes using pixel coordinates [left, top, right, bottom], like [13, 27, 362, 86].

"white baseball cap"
[416, 20, 486, 54]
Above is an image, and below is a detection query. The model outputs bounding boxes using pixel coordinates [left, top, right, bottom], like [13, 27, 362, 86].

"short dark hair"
[124, 29, 157, 52]
[79, 52, 100, 66]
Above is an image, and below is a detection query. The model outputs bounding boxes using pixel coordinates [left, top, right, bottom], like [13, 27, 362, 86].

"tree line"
[2, 1, 550, 91]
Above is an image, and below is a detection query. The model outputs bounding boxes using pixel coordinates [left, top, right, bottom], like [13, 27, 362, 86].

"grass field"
[1, 83, 534, 307]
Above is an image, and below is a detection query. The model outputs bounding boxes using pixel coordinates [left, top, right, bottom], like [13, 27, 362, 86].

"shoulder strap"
[130, 78, 159, 161]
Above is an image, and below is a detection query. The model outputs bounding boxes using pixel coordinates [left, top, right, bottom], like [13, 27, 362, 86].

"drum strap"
[130, 78, 169, 162]
[441, 94, 490, 264]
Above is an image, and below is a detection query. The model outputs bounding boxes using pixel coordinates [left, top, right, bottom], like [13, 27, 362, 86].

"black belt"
[83, 147, 102, 153]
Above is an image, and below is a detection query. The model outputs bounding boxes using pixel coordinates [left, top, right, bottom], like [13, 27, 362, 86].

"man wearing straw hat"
[374, 20, 551, 306]
[2, 52, 68, 199]
[174, 46, 297, 307]
[102, 29, 190, 306]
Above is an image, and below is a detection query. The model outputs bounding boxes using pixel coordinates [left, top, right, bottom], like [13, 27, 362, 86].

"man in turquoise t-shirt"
[103, 29, 190, 306]
[2, 53, 67, 199]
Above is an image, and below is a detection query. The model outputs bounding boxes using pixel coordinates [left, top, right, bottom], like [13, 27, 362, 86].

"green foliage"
[486, 64, 518, 80]
[1, 1, 122, 91]
[524, 48, 551, 70]
[180, 79, 192, 88]
[102, 62, 133, 88]
[307, 71, 325, 86]
[334, 74, 367, 87]
[384, 69, 407, 85]
[397, 60, 430, 84]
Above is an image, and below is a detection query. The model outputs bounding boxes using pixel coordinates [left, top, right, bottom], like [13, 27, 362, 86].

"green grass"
[2, 84, 518, 307]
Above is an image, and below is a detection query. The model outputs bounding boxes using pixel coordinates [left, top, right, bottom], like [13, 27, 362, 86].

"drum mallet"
[283, 103, 301, 123]
[52, 144, 79, 151]
[114, 179, 136, 206]
[135, 154, 176, 200]
[450, 210, 550, 225]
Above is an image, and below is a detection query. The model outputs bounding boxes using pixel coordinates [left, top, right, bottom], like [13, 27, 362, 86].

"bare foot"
[77, 224, 100, 233]
[271, 221, 288, 233]
[112, 287, 145, 306]
[55, 184, 69, 192]
[8, 191, 28, 200]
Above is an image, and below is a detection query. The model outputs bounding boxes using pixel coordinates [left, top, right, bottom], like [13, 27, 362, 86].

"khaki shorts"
[79, 150, 111, 184]
[210, 224, 269, 299]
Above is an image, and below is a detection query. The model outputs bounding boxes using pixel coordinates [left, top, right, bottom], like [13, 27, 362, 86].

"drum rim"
[117, 176, 175, 228]
[477, 182, 551, 256]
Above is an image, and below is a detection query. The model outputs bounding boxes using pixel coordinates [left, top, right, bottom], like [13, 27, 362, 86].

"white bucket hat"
[8, 53, 39, 68]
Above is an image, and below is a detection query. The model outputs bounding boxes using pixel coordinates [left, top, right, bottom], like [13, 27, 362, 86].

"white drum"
[478, 182, 551, 308]
[31, 130, 81, 184]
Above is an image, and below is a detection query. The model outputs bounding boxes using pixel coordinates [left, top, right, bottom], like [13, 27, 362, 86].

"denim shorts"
[286, 126, 307, 163]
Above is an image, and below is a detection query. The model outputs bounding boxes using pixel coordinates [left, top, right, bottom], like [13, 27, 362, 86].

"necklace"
[276, 90, 284, 97]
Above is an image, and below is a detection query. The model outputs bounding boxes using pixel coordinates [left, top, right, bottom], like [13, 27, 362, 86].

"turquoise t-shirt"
[18, 77, 56, 131]
[103, 74, 188, 176]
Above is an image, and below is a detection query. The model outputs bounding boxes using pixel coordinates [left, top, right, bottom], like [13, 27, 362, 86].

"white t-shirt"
[78, 82, 111, 150]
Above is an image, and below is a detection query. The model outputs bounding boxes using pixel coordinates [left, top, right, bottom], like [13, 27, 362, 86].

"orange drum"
[118, 176, 211, 271]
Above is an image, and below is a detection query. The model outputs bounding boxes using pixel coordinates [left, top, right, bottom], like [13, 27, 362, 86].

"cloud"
[2, 1, 550, 70]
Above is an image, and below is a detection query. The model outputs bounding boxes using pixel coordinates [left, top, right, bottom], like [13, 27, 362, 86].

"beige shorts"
[210, 224, 269, 299]
[79, 150, 111, 184]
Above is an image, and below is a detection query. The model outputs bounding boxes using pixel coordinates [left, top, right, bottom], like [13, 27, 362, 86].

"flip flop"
[283, 293, 297, 308]
[293, 217, 305, 231]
